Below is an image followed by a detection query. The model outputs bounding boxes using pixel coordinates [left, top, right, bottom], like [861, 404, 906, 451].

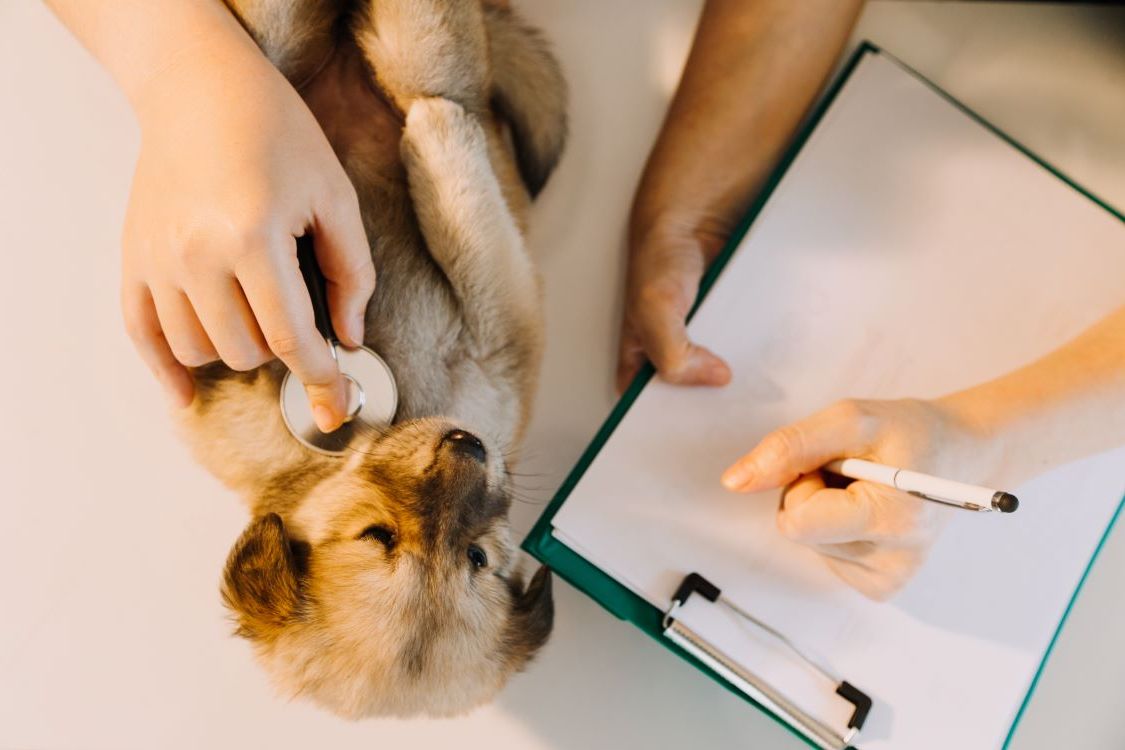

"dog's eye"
[467, 544, 488, 569]
[359, 525, 396, 549]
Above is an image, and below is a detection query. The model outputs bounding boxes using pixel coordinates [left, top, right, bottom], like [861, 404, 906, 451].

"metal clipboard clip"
[662, 573, 872, 750]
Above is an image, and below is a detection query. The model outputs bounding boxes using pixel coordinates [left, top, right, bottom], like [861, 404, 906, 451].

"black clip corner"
[835, 681, 872, 731]
[665, 573, 721, 629]
[671, 572, 722, 609]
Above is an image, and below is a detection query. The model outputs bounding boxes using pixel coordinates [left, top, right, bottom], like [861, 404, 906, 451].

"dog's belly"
[300, 43, 404, 185]
[297, 43, 463, 418]
[290, 40, 526, 443]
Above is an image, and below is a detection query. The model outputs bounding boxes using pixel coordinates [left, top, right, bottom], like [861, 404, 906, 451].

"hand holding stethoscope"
[280, 236, 398, 455]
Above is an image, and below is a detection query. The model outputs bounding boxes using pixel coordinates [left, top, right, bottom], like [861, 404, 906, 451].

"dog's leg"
[175, 364, 340, 513]
[354, 0, 539, 350]
[223, 0, 340, 84]
[354, 0, 546, 432]
[351, 0, 490, 117]
[399, 97, 543, 409]
[353, 0, 567, 198]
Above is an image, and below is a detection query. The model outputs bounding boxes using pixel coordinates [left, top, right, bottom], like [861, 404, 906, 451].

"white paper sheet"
[551, 51, 1125, 750]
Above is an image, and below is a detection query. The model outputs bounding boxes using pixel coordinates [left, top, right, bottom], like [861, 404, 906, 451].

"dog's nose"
[442, 429, 487, 462]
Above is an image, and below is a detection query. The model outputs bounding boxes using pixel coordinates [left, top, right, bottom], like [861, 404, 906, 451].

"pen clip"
[907, 491, 991, 512]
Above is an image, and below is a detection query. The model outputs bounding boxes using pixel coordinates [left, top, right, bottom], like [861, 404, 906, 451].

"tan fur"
[224, 0, 338, 84]
[180, 0, 566, 718]
[483, 5, 568, 196]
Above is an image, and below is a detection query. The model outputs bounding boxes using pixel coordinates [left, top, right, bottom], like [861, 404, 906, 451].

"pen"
[823, 458, 1019, 514]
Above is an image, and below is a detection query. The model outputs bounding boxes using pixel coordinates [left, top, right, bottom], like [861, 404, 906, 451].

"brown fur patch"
[221, 514, 304, 642]
[503, 565, 554, 667]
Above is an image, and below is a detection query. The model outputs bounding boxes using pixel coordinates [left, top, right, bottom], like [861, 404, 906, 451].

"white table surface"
[1, 2, 1122, 748]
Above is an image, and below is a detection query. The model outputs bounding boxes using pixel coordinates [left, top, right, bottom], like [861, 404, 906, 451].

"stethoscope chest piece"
[278, 236, 398, 456]
[280, 343, 397, 455]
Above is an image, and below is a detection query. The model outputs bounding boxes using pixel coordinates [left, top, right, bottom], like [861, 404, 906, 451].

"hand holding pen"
[719, 397, 1013, 601]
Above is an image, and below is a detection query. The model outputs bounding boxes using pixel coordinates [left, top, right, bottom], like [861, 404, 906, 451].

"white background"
[1, 2, 1122, 748]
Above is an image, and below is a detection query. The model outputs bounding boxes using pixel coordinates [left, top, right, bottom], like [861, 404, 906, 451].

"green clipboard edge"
[522, 40, 1125, 749]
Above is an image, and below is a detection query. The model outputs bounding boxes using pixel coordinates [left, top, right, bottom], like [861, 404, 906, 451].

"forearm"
[941, 305, 1125, 486]
[45, 0, 261, 110]
[629, 0, 864, 251]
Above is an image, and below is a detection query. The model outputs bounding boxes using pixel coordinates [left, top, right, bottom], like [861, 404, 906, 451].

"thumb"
[721, 400, 875, 493]
[315, 183, 376, 347]
[615, 327, 648, 395]
[632, 285, 731, 387]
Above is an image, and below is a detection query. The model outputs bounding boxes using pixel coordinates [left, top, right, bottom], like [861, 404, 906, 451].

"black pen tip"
[993, 491, 1019, 514]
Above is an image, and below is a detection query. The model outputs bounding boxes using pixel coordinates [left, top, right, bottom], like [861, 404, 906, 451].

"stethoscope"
[279, 236, 398, 455]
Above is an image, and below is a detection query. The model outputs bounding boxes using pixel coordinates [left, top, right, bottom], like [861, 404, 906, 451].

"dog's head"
[220, 417, 553, 718]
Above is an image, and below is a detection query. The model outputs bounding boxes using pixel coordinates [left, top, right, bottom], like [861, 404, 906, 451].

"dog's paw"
[405, 97, 468, 137]
[402, 97, 486, 168]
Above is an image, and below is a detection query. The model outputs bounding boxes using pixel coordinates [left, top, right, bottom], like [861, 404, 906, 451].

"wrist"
[932, 390, 1022, 488]
[124, 7, 266, 121]
[132, 35, 277, 135]
[628, 207, 734, 265]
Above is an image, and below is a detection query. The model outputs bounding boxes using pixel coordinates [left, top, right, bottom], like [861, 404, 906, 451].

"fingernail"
[159, 370, 194, 409]
[350, 315, 365, 345]
[709, 360, 732, 384]
[313, 404, 338, 433]
[721, 464, 750, 491]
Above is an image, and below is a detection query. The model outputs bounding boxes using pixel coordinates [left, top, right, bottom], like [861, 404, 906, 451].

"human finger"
[722, 399, 876, 492]
[121, 283, 195, 407]
[615, 325, 649, 394]
[630, 284, 730, 387]
[313, 183, 376, 347]
[149, 284, 219, 368]
[776, 472, 878, 544]
[185, 274, 272, 372]
[235, 236, 347, 431]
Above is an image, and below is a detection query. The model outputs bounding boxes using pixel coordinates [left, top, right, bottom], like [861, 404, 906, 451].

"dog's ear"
[484, 6, 568, 197]
[221, 513, 305, 643]
[503, 565, 554, 667]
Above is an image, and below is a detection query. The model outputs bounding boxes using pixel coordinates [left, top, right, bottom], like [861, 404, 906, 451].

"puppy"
[176, 0, 566, 718]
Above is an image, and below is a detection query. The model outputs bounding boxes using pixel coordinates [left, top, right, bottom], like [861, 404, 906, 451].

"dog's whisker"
[509, 494, 548, 507]
[508, 485, 550, 499]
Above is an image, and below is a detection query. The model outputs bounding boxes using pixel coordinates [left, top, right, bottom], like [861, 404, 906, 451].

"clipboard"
[522, 42, 1125, 749]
